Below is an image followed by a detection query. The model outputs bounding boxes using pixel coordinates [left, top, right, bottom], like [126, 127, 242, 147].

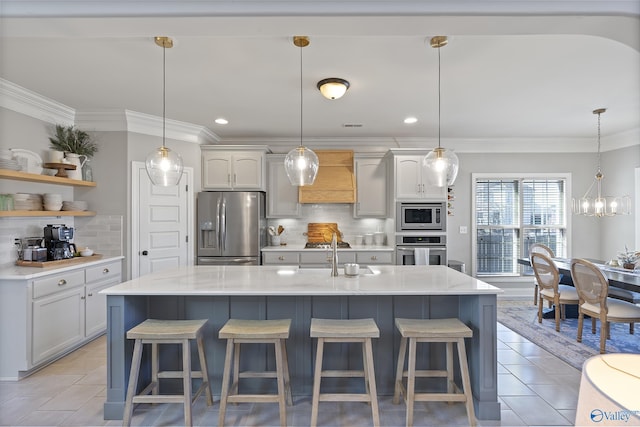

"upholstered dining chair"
[529, 243, 555, 306]
[531, 252, 579, 332]
[570, 258, 640, 354]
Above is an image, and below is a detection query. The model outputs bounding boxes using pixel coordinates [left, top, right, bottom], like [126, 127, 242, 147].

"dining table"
[517, 257, 640, 296]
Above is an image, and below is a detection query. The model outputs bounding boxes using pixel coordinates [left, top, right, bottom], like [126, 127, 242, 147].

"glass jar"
[82, 159, 93, 182]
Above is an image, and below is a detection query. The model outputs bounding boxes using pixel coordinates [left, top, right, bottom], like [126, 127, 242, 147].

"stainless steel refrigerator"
[197, 191, 266, 265]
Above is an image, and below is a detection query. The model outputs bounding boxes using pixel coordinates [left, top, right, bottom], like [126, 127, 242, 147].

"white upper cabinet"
[201, 145, 269, 191]
[353, 154, 388, 218]
[390, 150, 446, 200]
[266, 154, 301, 218]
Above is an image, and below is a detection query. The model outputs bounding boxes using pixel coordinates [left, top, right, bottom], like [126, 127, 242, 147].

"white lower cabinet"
[0, 258, 123, 378]
[355, 251, 394, 265]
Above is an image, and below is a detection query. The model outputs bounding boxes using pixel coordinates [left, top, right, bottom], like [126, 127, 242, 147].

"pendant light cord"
[596, 111, 602, 174]
[437, 45, 441, 149]
[162, 43, 166, 149]
[299, 43, 303, 148]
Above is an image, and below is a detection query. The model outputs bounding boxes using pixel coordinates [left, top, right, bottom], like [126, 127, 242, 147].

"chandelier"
[572, 108, 631, 217]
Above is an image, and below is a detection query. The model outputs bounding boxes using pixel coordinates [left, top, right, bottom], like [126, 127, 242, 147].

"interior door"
[134, 163, 192, 277]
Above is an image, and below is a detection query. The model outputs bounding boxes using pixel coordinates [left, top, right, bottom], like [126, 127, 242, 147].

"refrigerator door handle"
[216, 197, 222, 250]
[220, 199, 227, 252]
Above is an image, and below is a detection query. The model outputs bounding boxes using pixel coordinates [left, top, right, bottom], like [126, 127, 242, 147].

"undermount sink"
[278, 266, 377, 276]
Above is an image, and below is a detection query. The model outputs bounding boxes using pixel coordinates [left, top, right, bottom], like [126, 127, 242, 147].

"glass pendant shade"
[424, 147, 459, 187]
[145, 146, 184, 186]
[284, 145, 319, 186]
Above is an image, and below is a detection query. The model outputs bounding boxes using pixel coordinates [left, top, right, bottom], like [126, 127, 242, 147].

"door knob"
[142, 250, 148, 256]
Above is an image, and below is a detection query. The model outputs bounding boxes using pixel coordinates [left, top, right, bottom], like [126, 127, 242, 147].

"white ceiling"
[1, 1, 639, 152]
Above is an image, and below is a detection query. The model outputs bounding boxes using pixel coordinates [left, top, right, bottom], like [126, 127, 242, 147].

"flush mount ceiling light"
[423, 35, 459, 187]
[317, 78, 350, 100]
[572, 108, 631, 217]
[284, 36, 319, 186]
[145, 36, 184, 187]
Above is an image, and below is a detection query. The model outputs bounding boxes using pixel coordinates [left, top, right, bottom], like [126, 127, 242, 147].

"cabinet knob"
[58, 279, 67, 286]
[81, 296, 86, 300]
[103, 268, 110, 274]
[88, 293, 93, 297]
[278, 256, 285, 261]
[371, 255, 377, 260]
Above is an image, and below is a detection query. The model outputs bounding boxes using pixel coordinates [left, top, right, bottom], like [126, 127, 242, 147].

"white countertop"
[102, 264, 501, 296]
[0, 256, 124, 280]
[261, 245, 394, 252]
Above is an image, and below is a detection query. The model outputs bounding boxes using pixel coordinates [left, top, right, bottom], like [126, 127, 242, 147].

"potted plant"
[617, 246, 639, 270]
[48, 124, 98, 158]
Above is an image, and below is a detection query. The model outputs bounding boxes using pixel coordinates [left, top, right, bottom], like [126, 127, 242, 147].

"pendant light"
[145, 36, 184, 187]
[572, 108, 631, 217]
[423, 36, 459, 187]
[284, 36, 319, 186]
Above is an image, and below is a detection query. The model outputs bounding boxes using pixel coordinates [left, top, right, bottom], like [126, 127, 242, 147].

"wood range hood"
[299, 150, 356, 203]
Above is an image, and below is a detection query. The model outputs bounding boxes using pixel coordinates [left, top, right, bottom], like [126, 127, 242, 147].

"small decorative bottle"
[82, 158, 93, 182]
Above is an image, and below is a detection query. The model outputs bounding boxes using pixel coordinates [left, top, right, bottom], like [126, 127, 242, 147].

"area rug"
[497, 300, 640, 370]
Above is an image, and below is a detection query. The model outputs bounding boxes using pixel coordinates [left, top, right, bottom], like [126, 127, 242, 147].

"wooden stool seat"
[310, 318, 380, 427]
[393, 318, 476, 427]
[218, 319, 292, 427]
[123, 319, 213, 427]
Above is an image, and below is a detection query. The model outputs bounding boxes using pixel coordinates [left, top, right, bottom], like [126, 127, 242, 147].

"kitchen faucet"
[331, 232, 339, 276]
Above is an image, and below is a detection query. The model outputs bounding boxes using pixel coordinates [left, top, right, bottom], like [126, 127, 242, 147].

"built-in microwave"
[396, 202, 446, 231]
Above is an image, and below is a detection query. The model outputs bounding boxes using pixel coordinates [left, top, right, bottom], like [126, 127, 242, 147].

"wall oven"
[396, 202, 446, 232]
[395, 234, 447, 266]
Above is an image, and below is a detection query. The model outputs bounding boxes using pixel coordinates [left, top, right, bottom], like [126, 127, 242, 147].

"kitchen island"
[102, 264, 502, 420]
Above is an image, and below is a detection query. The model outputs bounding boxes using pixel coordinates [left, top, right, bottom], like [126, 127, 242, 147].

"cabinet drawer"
[86, 261, 122, 283]
[263, 252, 300, 265]
[32, 270, 85, 299]
[299, 251, 356, 266]
[356, 251, 394, 265]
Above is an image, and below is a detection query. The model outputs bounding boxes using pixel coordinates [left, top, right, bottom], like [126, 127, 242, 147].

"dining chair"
[531, 252, 579, 332]
[529, 243, 555, 306]
[570, 258, 640, 353]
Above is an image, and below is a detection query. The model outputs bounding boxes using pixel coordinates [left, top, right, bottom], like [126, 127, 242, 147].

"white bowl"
[44, 204, 62, 211]
[80, 249, 94, 257]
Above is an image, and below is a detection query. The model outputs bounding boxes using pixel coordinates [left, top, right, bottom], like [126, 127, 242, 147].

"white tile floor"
[0, 322, 580, 426]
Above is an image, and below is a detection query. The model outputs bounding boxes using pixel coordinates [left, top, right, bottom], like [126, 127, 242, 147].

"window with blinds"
[474, 176, 567, 276]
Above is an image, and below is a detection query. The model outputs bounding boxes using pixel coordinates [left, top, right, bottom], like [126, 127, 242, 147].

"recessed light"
[404, 117, 418, 124]
[214, 118, 229, 125]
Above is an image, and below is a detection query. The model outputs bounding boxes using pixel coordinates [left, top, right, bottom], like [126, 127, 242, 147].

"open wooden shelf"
[0, 169, 97, 187]
[0, 210, 96, 218]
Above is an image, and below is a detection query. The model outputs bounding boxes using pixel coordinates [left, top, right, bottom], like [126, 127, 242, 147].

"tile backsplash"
[266, 204, 393, 246]
[0, 215, 123, 266]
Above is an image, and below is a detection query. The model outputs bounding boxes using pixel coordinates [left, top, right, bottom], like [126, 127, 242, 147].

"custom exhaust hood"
[298, 150, 356, 203]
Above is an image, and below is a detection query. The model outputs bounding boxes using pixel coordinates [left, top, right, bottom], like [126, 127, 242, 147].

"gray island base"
[102, 265, 502, 421]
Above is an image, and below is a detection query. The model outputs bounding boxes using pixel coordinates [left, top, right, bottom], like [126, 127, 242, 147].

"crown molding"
[0, 78, 75, 125]
[124, 111, 219, 144]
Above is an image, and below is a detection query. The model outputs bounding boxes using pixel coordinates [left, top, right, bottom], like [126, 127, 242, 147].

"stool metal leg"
[363, 338, 380, 427]
[218, 338, 235, 427]
[123, 339, 143, 427]
[310, 337, 325, 427]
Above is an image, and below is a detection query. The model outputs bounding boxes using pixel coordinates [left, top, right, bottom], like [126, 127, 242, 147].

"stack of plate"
[0, 149, 22, 171]
[62, 200, 88, 211]
[13, 193, 43, 210]
[43, 193, 63, 211]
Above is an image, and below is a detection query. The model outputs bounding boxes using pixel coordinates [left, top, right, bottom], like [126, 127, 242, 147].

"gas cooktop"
[304, 242, 351, 249]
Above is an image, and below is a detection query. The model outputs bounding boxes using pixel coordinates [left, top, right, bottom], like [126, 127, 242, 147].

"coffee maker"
[44, 224, 75, 261]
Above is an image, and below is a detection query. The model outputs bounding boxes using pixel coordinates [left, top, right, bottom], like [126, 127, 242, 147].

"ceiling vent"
[343, 123, 363, 128]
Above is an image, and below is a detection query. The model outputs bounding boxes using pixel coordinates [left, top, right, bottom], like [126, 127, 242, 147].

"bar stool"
[122, 319, 213, 427]
[310, 318, 380, 427]
[393, 318, 476, 427]
[218, 318, 292, 427]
